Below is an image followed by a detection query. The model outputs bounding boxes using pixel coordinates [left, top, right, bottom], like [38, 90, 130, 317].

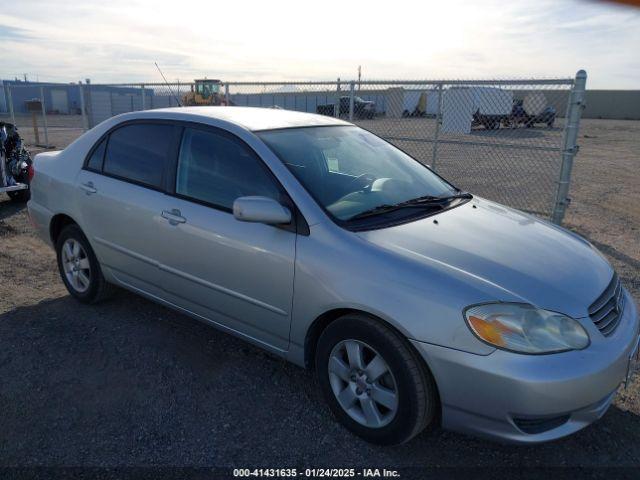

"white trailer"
[441, 88, 475, 134]
[442, 86, 513, 133]
[402, 89, 441, 116]
[472, 87, 513, 116]
[425, 91, 441, 115]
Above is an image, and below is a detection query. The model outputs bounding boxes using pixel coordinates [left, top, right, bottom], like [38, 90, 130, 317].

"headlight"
[464, 303, 589, 354]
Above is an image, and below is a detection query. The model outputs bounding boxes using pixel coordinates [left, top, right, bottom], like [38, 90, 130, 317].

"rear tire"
[55, 224, 115, 303]
[315, 314, 438, 445]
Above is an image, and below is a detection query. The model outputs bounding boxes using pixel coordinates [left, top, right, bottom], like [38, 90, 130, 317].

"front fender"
[289, 223, 500, 366]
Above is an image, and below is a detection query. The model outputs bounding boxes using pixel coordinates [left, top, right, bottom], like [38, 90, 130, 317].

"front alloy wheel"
[316, 314, 438, 445]
[328, 340, 399, 428]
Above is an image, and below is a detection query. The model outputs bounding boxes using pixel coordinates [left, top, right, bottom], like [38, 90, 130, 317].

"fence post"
[40, 86, 50, 147]
[551, 70, 587, 225]
[78, 83, 88, 131]
[7, 85, 16, 125]
[225, 83, 230, 106]
[141, 84, 146, 110]
[430, 83, 444, 170]
[334, 78, 341, 118]
[348, 81, 355, 122]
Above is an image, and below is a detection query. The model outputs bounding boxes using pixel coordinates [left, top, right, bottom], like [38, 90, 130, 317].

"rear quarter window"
[86, 138, 106, 171]
[103, 123, 174, 188]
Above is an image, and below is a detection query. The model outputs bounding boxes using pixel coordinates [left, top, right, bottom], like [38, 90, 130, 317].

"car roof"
[134, 106, 351, 132]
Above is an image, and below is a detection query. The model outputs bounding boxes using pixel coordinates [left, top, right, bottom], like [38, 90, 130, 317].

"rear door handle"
[80, 181, 97, 195]
[161, 209, 186, 225]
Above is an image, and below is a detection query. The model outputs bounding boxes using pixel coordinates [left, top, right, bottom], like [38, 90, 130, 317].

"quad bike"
[1, 122, 33, 202]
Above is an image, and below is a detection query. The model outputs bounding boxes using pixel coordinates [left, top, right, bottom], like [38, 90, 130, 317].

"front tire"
[316, 314, 438, 445]
[56, 224, 114, 303]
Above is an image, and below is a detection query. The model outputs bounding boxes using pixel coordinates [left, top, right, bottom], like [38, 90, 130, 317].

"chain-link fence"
[1, 83, 85, 150]
[2, 73, 586, 223]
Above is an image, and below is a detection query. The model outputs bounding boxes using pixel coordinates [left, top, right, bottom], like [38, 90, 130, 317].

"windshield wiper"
[348, 202, 440, 221]
[347, 192, 472, 222]
[398, 191, 473, 206]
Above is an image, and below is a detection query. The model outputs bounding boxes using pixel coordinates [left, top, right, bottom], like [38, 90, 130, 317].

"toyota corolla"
[28, 107, 639, 445]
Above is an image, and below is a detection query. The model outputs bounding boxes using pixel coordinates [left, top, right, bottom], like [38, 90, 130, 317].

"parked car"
[531, 105, 557, 127]
[317, 96, 375, 119]
[509, 99, 556, 128]
[28, 107, 639, 445]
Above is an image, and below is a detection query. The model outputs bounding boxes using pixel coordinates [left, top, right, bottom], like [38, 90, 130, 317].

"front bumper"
[412, 289, 639, 443]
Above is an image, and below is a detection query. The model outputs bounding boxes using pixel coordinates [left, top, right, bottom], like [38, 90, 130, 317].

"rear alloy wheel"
[56, 224, 115, 303]
[316, 314, 438, 445]
[61, 238, 92, 293]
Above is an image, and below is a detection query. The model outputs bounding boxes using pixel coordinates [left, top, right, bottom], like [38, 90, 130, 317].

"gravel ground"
[0, 119, 638, 471]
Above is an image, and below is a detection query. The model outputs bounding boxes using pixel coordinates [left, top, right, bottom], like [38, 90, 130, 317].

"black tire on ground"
[7, 188, 30, 202]
[315, 313, 438, 445]
[55, 224, 115, 304]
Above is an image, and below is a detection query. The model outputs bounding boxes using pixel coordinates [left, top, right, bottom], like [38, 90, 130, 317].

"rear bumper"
[412, 289, 639, 443]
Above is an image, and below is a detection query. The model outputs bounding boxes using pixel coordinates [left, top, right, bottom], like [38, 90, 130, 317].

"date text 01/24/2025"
[232, 468, 400, 478]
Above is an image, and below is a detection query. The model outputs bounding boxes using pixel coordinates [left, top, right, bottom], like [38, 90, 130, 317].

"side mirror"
[233, 196, 292, 225]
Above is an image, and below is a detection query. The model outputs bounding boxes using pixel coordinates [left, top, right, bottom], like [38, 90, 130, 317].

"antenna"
[155, 62, 182, 107]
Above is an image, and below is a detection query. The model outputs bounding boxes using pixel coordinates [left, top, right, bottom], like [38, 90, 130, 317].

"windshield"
[258, 126, 457, 224]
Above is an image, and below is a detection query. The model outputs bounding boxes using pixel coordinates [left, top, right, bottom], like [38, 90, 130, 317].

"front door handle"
[161, 209, 186, 225]
[80, 181, 97, 195]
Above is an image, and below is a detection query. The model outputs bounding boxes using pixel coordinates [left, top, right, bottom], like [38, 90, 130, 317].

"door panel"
[154, 125, 296, 350]
[157, 198, 296, 350]
[76, 169, 166, 296]
[75, 121, 177, 296]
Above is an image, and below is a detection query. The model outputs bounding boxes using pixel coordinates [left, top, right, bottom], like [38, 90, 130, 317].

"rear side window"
[103, 123, 174, 188]
[86, 138, 106, 171]
[176, 127, 280, 210]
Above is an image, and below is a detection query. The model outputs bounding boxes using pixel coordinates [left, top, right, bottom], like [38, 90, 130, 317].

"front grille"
[589, 273, 625, 336]
[513, 415, 570, 434]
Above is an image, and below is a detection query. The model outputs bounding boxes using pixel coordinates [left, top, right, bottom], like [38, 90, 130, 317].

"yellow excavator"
[182, 79, 229, 106]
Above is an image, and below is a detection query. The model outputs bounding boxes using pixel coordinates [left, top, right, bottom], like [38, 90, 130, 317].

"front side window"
[176, 127, 280, 210]
[103, 123, 174, 188]
[258, 126, 458, 224]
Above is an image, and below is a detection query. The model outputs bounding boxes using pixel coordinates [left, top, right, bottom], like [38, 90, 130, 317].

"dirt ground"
[0, 118, 638, 469]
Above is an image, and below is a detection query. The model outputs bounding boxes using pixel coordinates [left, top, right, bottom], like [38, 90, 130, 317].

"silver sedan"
[28, 107, 639, 445]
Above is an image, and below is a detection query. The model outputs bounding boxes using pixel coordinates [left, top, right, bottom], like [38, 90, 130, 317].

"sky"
[1, 0, 639, 88]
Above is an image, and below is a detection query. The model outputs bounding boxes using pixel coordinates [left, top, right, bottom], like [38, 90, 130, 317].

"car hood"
[356, 198, 613, 318]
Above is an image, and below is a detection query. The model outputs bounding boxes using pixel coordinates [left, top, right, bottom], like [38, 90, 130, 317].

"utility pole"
[357, 65, 361, 91]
